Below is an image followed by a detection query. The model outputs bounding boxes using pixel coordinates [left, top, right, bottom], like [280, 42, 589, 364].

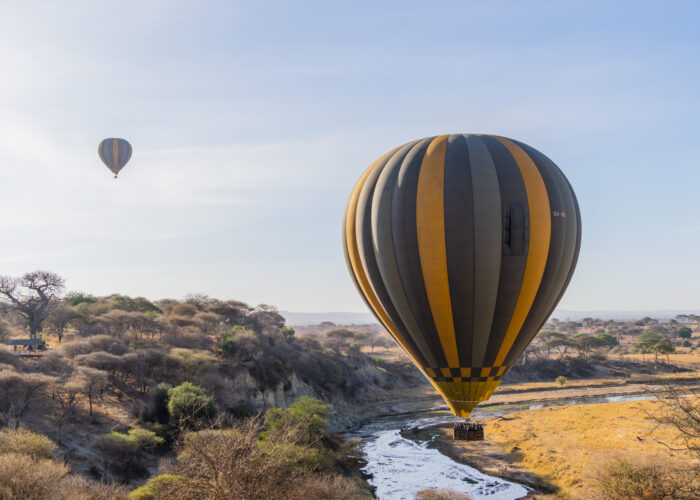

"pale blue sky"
[1, 1, 699, 312]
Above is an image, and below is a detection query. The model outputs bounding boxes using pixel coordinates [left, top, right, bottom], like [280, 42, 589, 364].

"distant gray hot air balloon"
[343, 134, 581, 418]
[98, 138, 132, 178]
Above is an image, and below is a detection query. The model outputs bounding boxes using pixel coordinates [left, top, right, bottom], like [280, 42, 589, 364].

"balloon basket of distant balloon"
[453, 421, 484, 441]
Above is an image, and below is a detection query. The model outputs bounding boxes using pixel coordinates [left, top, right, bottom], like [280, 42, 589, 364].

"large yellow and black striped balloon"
[98, 138, 132, 178]
[343, 134, 581, 417]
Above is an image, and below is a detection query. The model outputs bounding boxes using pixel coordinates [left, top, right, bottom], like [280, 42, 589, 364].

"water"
[352, 392, 660, 499]
[351, 413, 529, 499]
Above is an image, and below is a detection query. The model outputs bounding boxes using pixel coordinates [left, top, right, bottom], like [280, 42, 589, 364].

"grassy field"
[477, 399, 697, 498]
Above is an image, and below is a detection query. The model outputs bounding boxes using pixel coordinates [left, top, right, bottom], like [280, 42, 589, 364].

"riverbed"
[351, 393, 660, 499]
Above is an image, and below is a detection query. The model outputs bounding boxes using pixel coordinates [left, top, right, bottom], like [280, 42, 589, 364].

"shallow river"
[349, 393, 655, 499]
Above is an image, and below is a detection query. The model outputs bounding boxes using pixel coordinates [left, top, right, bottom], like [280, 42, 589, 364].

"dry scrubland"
[1, 272, 700, 498]
[0, 272, 425, 497]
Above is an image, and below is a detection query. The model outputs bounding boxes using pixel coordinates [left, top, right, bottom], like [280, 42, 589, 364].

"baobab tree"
[0, 271, 65, 338]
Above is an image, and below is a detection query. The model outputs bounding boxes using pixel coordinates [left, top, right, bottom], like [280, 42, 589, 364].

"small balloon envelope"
[98, 138, 132, 178]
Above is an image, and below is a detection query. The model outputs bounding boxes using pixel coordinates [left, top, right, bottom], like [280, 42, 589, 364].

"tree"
[547, 337, 575, 360]
[64, 292, 96, 306]
[167, 382, 217, 428]
[94, 429, 163, 480]
[677, 327, 693, 339]
[651, 338, 675, 363]
[45, 301, 78, 343]
[572, 334, 607, 357]
[73, 367, 108, 416]
[152, 383, 172, 424]
[0, 271, 65, 338]
[0, 370, 55, 428]
[595, 332, 619, 347]
[262, 396, 330, 445]
[636, 331, 664, 361]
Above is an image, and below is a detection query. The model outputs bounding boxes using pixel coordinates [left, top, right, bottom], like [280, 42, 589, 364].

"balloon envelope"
[343, 134, 581, 417]
[98, 138, 132, 177]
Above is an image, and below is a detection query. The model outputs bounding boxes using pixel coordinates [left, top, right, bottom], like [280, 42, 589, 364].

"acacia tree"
[0, 271, 65, 338]
[45, 301, 78, 343]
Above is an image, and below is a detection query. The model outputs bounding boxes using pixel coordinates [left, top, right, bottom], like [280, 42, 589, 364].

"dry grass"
[484, 400, 699, 498]
[416, 489, 472, 499]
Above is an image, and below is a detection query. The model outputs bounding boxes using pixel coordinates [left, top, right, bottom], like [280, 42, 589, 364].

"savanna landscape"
[3, 2, 700, 500]
[0, 270, 699, 498]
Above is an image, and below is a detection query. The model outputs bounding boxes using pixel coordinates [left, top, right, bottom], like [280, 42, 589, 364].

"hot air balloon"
[343, 134, 581, 418]
[98, 138, 132, 178]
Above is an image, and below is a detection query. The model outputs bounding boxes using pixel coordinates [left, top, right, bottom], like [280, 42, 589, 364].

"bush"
[262, 396, 330, 445]
[95, 429, 164, 479]
[556, 376, 567, 386]
[596, 458, 699, 499]
[167, 382, 218, 428]
[127, 474, 186, 499]
[682, 339, 692, 347]
[0, 428, 57, 459]
[169, 418, 369, 500]
[677, 327, 692, 339]
[0, 452, 67, 499]
[152, 383, 172, 424]
[595, 332, 619, 347]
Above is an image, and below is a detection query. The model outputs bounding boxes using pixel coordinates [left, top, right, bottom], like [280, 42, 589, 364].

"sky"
[0, 1, 699, 312]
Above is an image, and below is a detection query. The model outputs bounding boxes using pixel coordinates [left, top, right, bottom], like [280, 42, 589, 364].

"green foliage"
[682, 339, 692, 347]
[64, 291, 97, 306]
[262, 396, 330, 444]
[152, 383, 172, 425]
[556, 376, 568, 386]
[167, 382, 218, 427]
[97, 429, 164, 455]
[226, 405, 253, 420]
[325, 329, 355, 340]
[677, 327, 692, 339]
[220, 329, 237, 358]
[0, 428, 57, 459]
[594, 332, 619, 347]
[636, 331, 664, 351]
[128, 474, 185, 499]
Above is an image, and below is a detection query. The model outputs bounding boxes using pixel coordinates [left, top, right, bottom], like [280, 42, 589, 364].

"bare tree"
[0, 370, 55, 428]
[0, 271, 65, 338]
[45, 301, 78, 343]
[74, 367, 108, 416]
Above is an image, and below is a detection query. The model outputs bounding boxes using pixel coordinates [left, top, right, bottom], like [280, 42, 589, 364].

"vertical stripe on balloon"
[492, 136, 551, 367]
[416, 135, 460, 368]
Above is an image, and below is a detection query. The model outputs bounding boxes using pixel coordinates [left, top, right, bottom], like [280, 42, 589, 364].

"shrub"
[167, 382, 218, 428]
[556, 376, 567, 386]
[127, 474, 186, 499]
[226, 405, 253, 420]
[596, 458, 699, 499]
[682, 339, 692, 347]
[152, 383, 172, 424]
[170, 419, 368, 500]
[595, 332, 619, 347]
[0, 428, 57, 459]
[95, 429, 164, 479]
[677, 327, 692, 339]
[0, 452, 67, 499]
[262, 396, 330, 445]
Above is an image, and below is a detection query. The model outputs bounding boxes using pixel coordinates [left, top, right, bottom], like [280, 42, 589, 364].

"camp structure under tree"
[6, 338, 45, 353]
